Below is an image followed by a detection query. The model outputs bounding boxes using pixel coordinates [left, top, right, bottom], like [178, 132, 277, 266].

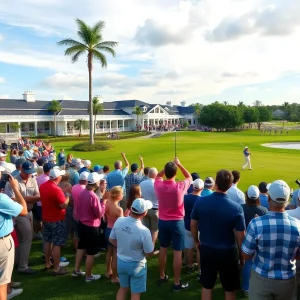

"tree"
[193, 103, 203, 124]
[132, 106, 143, 131]
[223, 101, 228, 106]
[10, 123, 21, 132]
[92, 97, 103, 135]
[282, 102, 289, 127]
[253, 100, 262, 107]
[243, 107, 259, 126]
[47, 100, 62, 137]
[74, 119, 88, 137]
[256, 106, 272, 129]
[238, 101, 244, 107]
[58, 18, 118, 145]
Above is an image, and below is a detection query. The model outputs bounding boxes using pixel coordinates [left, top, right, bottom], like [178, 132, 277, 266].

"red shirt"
[40, 180, 66, 222]
[154, 177, 191, 221]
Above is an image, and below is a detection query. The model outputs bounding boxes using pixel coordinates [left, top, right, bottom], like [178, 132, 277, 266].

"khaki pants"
[0, 235, 15, 285]
[143, 209, 158, 232]
[249, 269, 295, 300]
[15, 214, 33, 271]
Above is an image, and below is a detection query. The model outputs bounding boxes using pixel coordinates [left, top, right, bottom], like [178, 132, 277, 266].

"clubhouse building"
[0, 91, 196, 139]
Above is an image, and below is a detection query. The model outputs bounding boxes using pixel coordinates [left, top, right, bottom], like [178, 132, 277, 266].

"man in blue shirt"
[0, 172, 28, 300]
[258, 182, 270, 210]
[242, 180, 300, 300]
[201, 177, 214, 197]
[107, 153, 129, 210]
[191, 170, 245, 300]
[242, 146, 252, 170]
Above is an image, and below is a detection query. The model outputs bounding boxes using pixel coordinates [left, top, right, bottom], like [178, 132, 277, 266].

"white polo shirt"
[227, 184, 245, 205]
[287, 207, 300, 220]
[140, 178, 158, 209]
[110, 216, 153, 262]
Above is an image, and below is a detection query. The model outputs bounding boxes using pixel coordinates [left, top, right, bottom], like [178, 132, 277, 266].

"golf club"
[175, 130, 177, 157]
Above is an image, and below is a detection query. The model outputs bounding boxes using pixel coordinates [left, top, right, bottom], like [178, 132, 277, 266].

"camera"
[295, 179, 300, 187]
[1, 173, 10, 182]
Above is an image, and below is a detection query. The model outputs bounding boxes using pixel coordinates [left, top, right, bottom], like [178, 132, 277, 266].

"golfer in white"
[242, 146, 252, 170]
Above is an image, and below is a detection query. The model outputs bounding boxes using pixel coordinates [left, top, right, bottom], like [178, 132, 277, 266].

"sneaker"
[244, 290, 249, 297]
[186, 266, 194, 274]
[18, 268, 37, 275]
[173, 281, 189, 292]
[86, 274, 101, 283]
[59, 261, 69, 267]
[72, 270, 86, 277]
[157, 275, 169, 286]
[10, 282, 21, 288]
[94, 253, 101, 258]
[60, 257, 67, 262]
[7, 288, 23, 299]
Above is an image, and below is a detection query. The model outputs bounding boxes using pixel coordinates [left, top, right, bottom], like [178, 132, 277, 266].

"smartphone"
[1, 174, 10, 182]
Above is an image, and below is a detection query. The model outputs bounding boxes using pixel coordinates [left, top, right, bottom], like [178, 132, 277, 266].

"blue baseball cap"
[93, 165, 103, 172]
[43, 162, 55, 173]
[22, 161, 36, 174]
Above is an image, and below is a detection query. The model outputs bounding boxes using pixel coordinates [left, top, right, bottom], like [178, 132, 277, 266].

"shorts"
[184, 230, 194, 249]
[158, 219, 185, 251]
[105, 227, 115, 247]
[117, 258, 147, 294]
[143, 209, 158, 232]
[78, 221, 99, 255]
[0, 235, 15, 285]
[32, 204, 42, 222]
[200, 245, 240, 292]
[73, 220, 80, 239]
[43, 220, 66, 246]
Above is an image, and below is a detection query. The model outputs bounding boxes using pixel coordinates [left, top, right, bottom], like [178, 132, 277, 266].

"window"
[143, 106, 147, 112]
[45, 122, 50, 131]
[155, 107, 159, 113]
[29, 123, 34, 131]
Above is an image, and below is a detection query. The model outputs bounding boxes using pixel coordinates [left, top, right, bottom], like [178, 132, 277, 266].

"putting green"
[54, 130, 300, 192]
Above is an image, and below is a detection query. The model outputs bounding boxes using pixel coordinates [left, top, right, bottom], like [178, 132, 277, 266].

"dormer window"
[143, 106, 147, 112]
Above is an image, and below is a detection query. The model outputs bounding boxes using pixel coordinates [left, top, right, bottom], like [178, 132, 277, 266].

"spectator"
[79, 160, 92, 174]
[0, 152, 8, 170]
[105, 186, 123, 283]
[242, 180, 300, 300]
[124, 185, 141, 217]
[66, 153, 73, 168]
[125, 157, 144, 195]
[10, 149, 18, 165]
[1, 140, 8, 152]
[141, 167, 150, 181]
[109, 198, 154, 300]
[102, 165, 110, 177]
[23, 145, 32, 160]
[184, 179, 204, 277]
[241, 185, 268, 297]
[258, 182, 270, 210]
[191, 170, 245, 300]
[40, 168, 70, 275]
[227, 170, 245, 205]
[11, 158, 26, 178]
[154, 158, 192, 291]
[107, 153, 129, 210]
[0, 172, 28, 300]
[71, 171, 89, 250]
[93, 164, 103, 174]
[290, 185, 300, 209]
[57, 149, 65, 167]
[74, 172, 106, 282]
[201, 177, 215, 196]
[67, 158, 82, 186]
[5, 161, 40, 274]
[187, 172, 200, 194]
[140, 167, 159, 249]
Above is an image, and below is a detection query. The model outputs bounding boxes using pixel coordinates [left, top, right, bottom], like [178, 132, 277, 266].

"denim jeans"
[242, 259, 252, 291]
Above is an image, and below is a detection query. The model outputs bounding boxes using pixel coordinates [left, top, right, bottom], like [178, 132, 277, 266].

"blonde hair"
[36, 166, 43, 176]
[110, 186, 123, 201]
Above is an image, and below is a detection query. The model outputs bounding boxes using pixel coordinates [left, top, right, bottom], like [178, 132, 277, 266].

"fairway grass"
[12, 130, 300, 300]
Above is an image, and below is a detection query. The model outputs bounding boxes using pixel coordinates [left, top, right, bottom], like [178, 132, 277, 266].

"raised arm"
[174, 158, 192, 181]
[139, 156, 144, 173]
[157, 169, 165, 178]
[121, 153, 129, 168]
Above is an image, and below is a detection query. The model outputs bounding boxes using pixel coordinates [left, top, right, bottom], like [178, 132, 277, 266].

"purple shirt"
[36, 174, 49, 206]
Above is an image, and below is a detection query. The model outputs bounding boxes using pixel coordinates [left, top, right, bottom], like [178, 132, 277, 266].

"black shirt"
[241, 204, 268, 227]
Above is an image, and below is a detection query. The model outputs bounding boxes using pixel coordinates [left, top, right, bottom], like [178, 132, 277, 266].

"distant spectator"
[2, 140, 8, 152]
[141, 167, 150, 181]
[102, 165, 110, 177]
[10, 149, 18, 165]
[258, 182, 270, 210]
[187, 172, 200, 194]
[125, 157, 144, 195]
[68, 158, 82, 186]
[201, 177, 215, 197]
[227, 170, 245, 205]
[23, 145, 32, 160]
[93, 164, 103, 174]
[11, 158, 26, 178]
[57, 149, 65, 167]
[79, 160, 92, 174]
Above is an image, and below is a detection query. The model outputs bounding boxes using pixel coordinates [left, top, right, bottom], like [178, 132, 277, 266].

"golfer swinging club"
[242, 146, 252, 170]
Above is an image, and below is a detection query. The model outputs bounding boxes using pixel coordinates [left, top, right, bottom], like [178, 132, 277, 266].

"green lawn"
[12, 130, 300, 299]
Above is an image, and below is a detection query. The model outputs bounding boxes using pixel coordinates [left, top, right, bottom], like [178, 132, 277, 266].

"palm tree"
[132, 106, 143, 131]
[47, 100, 62, 137]
[193, 103, 202, 124]
[238, 101, 244, 107]
[223, 101, 228, 106]
[92, 97, 103, 135]
[283, 101, 289, 128]
[74, 119, 88, 137]
[57, 18, 118, 145]
[253, 100, 262, 107]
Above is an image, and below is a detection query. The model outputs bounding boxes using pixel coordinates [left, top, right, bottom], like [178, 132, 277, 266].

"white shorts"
[184, 230, 194, 249]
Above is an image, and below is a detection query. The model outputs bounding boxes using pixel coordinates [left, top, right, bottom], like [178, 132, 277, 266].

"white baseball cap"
[0, 153, 7, 157]
[83, 160, 92, 167]
[131, 198, 153, 214]
[245, 146, 248, 149]
[247, 185, 260, 199]
[268, 180, 290, 203]
[87, 172, 104, 184]
[0, 166, 5, 171]
[49, 168, 66, 179]
[192, 179, 204, 190]
[79, 171, 90, 181]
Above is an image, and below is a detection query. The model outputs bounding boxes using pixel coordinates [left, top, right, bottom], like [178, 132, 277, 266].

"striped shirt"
[242, 211, 300, 279]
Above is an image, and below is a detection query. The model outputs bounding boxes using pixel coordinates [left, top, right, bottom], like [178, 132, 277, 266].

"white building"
[0, 91, 196, 140]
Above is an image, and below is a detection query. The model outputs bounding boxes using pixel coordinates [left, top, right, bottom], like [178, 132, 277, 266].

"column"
[116, 120, 119, 132]
[103, 121, 105, 132]
[18, 122, 21, 138]
[109, 120, 112, 133]
[65, 121, 68, 136]
[122, 120, 125, 131]
[34, 121, 38, 136]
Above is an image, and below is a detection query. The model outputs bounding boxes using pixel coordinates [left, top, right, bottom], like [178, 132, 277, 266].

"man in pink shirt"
[154, 157, 192, 292]
[71, 171, 89, 249]
[73, 172, 106, 282]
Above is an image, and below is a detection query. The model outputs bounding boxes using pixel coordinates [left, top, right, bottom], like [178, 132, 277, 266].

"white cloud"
[245, 86, 258, 93]
[0, 77, 5, 83]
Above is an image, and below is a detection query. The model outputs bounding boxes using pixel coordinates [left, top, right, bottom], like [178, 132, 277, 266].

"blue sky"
[1, 0, 300, 106]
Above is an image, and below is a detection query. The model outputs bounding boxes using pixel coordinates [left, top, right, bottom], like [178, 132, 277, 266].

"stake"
[175, 130, 177, 157]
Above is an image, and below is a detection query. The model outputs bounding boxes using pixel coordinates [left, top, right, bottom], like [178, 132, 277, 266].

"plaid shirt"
[125, 172, 143, 194]
[242, 211, 300, 279]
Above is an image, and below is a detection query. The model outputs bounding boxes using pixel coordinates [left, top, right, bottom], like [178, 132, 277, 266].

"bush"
[36, 133, 48, 139]
[71, 142, 112, 152]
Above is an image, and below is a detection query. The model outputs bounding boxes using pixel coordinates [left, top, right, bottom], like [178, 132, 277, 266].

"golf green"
[12, 130, 300, 300]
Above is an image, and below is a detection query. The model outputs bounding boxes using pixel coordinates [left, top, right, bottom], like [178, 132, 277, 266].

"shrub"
[36, 133, 48, 139]
[71, 142, 112, 152]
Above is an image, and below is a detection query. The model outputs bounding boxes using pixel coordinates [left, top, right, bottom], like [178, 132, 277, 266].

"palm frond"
[71, 51, 85, 63]
[92, 21, 105, 34]
[92, 50, 108, 68]
[95, 45, 117, 57]
[57, 38, 86, 47]
[95, 41, 118, 48]
[65, 45, 87, 56]
[76, 18, 93, 45]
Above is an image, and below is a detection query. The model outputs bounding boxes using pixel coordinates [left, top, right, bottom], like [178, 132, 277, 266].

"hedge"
[71, 142, 112, 152]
